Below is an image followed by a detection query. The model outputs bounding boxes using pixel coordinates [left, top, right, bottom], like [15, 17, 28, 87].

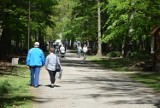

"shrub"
[131, 51, 150, 60]
[0, 80, 12, 97]
[107, 51, 121, 57]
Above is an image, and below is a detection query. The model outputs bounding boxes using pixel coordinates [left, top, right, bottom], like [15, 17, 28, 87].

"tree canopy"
[0, 0, 57, 59]
[0, 0, 160, 59]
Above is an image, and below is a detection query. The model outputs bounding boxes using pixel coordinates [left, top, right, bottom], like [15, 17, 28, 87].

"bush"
[107, 51, 121, 57]
[0, 80, 12, 96]
[131, 51, 150, 60]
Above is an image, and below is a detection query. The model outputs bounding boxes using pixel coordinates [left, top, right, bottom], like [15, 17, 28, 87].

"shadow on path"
[59, 56, 160, 107]
[33, 51, 160, 108]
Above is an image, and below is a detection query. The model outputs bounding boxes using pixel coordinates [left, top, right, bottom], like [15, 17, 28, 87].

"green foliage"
[59, 0, 160, 57]
[1, 0, 160, 58]
[102, 0, 160, 54]
[107, 51, 121, 57]
[131, 51, 150, 60]
[0, 0, 58, 56]
[0, 80, 12, 97]
[49, 0, 76, 41]
[61, 0, 98, 42]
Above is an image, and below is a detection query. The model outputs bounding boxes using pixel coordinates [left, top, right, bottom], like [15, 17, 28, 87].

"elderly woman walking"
[45, 47, 62, 88]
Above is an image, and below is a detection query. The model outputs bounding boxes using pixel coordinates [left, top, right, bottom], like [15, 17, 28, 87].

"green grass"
[88, 56, 138, 71]
[88, 56, 160, 91]
[0, 65, 33, 108]
[129, 73, 160, 92]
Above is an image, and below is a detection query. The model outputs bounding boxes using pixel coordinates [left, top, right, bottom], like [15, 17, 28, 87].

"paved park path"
[32, 51, 160, 108]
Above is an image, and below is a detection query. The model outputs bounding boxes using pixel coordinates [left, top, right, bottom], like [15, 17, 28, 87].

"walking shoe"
[50, 84, 54, 88]
[30, 84, 33, 86]
[34, 85, 39, 88]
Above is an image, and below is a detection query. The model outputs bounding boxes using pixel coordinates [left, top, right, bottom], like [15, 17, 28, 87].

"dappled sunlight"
[57, 53, 160, 106]
[32, 51, 160, 108]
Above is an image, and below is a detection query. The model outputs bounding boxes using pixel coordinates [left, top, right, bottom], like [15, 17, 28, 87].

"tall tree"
[0, 0, 58, 59]
[102, 0, 160, 55]
[96, 0, 102, 56]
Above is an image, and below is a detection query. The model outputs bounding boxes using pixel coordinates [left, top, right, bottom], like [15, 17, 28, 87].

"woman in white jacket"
[45, 47, 62, 88]
[82, 44, 88, 60]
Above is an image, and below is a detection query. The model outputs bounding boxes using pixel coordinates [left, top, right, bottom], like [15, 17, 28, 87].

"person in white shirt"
[60, 44, 66, 57]
[82, 44, 88, 60]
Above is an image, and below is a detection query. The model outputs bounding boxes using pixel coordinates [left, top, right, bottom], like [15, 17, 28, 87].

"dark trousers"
[48, 70, 56, 84]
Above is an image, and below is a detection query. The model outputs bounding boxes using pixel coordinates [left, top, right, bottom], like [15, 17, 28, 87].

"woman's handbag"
[56, 56, 61, 72]
[56, 63, 61, 72]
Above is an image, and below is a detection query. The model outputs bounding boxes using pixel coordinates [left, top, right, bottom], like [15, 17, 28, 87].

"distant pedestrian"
[77, 44, 82, 58]
[60, 44, 66, 57]
[82, 44, 88, 60]
[55, 43, 59, 55]
[45, 47, 62, 88]
[26, 42, 45, 88]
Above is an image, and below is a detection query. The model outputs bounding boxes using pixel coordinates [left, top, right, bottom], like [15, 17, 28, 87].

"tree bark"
[96, 0, 102, 56]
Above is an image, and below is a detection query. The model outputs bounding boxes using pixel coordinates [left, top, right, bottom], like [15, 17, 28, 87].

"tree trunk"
[128, 0, 135, 39]
[38, 29, 45, 50]
[0, 13, 12, 59]
[124, 0, 135, 58]
[96, 0, 102, 56]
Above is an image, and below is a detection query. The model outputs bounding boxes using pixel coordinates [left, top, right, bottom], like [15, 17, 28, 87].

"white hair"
[34, 42, 39, 47]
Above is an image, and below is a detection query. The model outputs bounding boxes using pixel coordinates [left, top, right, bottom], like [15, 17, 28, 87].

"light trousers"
[30, 66, 41, 87]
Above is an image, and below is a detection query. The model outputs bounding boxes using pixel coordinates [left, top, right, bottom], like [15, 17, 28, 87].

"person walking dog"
[26, 42, 45, 88]
[45, 47, 62, 88]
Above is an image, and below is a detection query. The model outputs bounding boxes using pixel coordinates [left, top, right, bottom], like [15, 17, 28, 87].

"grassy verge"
[87, 56, 139, 71]
[88, 56, 160, 91]
[0, 65, 33, 108]
[129, 72, 160, 92]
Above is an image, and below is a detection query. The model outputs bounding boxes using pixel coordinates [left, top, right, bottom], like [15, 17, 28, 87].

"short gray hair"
[34, 42, 39, 47]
